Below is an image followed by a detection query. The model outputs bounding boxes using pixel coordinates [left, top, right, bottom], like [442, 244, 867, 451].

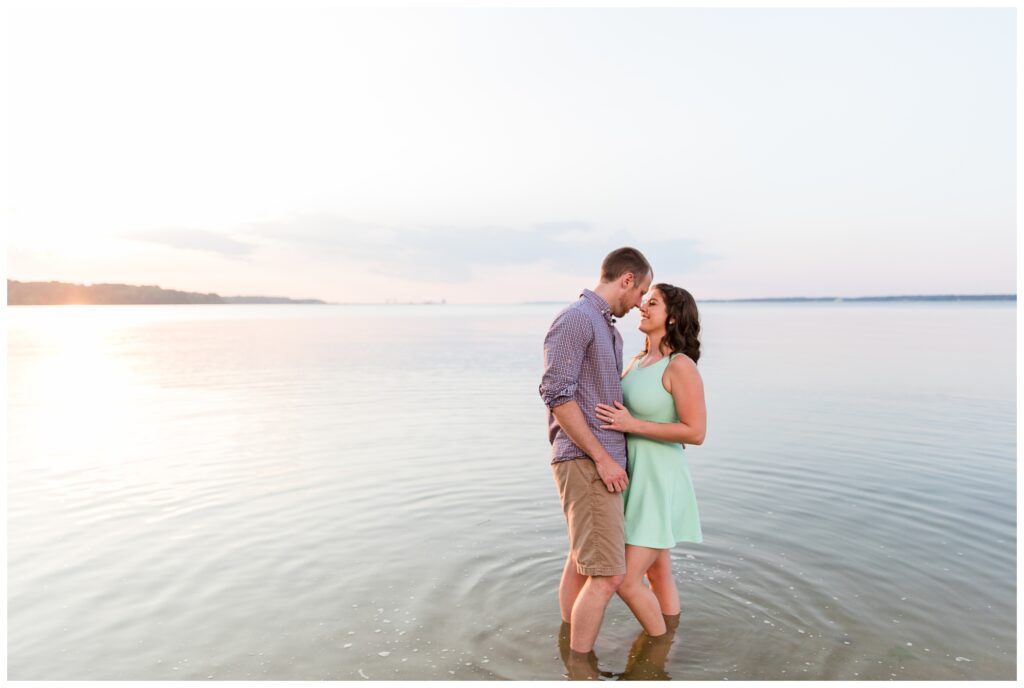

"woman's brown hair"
[641, 283, 701, 364]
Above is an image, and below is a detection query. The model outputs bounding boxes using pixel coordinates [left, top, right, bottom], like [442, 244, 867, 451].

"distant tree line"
[6, 280, 325, 305]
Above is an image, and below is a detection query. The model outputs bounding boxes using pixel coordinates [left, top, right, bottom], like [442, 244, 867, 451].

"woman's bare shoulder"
[668, 353, 700, 375]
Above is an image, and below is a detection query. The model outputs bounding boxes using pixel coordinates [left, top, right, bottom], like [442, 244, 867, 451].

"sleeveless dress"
[621, 354, 703, 548]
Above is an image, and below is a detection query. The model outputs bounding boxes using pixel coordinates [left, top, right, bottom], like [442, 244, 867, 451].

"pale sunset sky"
[5, 4, 1017, 303]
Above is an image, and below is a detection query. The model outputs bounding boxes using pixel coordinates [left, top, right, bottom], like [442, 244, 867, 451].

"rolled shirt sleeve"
[539, 307, 593, 410]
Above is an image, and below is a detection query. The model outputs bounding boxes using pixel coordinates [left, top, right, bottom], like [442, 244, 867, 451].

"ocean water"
[6, 301, 1016, 680]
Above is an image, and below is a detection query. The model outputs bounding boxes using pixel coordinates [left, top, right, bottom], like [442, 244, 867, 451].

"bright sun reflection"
[10, 307, 139, 471]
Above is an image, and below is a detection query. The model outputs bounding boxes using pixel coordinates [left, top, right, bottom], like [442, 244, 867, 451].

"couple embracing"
[539, 246, 706, 661]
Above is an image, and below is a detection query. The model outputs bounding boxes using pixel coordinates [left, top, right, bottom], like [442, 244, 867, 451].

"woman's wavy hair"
[641, 283, 701, 364]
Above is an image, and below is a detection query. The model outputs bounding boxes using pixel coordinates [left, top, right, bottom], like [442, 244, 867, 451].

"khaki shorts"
[552, 458, 626, 577]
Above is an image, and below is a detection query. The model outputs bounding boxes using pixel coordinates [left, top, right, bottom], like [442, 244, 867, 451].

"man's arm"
[539, 307, 628, 493]
[551, 400, 628, 493]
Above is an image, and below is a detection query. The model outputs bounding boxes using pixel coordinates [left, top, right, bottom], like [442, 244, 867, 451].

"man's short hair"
[600, 247, 652, 283]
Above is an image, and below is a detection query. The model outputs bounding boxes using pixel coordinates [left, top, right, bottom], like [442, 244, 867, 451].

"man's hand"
[594, 457, 628, 493]
[549, 400, 628, 492]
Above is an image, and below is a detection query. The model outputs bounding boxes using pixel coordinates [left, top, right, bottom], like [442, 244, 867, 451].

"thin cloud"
[531, 221, 595, 233]
[237, 214, 716, 282]
[123, 228, 255, 257]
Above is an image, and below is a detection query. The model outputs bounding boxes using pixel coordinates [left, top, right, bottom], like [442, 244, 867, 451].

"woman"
[596, 283, 706, 637]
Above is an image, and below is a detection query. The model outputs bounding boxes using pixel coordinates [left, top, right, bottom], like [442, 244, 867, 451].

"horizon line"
[326, 293, 1018, 305]
[5, 280, 1016, 306]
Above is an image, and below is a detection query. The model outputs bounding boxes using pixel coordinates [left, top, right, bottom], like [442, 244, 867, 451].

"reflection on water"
[558, 614, 681, 680]
[617, 613, 681, 681]
[558, 623, 605, 680]
[7, 303, 1016, 680]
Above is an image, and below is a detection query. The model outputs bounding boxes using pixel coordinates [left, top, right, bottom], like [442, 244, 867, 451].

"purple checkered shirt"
[539, 289, 627, 469]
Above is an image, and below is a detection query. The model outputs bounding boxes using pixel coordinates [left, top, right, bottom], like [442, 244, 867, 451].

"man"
[539, 246, 653, 655]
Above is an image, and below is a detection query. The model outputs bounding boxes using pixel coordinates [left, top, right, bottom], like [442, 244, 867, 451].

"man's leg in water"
[558, 553, 587, 623]
[569, 573, 624, 653]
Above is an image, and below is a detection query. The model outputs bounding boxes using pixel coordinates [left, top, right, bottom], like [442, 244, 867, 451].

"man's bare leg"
[559, 553, 588, 623]
[569, 574, 623, 653]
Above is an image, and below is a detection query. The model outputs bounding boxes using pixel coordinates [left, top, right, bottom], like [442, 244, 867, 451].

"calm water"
[7, 302, 1016, 680]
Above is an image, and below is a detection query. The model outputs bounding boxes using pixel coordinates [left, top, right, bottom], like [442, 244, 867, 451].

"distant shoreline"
[698, 294, 1016, 303]
[6, 280, 1015, 306]
[6, 280, 326, 306]
[527, 294, 1016, 305]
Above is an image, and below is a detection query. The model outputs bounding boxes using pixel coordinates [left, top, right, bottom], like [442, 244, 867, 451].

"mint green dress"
[621, 354, 703, 548]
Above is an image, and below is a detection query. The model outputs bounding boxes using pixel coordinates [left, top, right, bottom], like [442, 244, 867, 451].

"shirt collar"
[580, 289, 616, 325]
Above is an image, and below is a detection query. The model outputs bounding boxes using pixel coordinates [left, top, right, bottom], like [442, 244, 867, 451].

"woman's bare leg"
[617, 545, 667, 636]
[645, 549, 680, 615]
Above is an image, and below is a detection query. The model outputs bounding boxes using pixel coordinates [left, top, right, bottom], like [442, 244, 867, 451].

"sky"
[5, 6, 1017, 303]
